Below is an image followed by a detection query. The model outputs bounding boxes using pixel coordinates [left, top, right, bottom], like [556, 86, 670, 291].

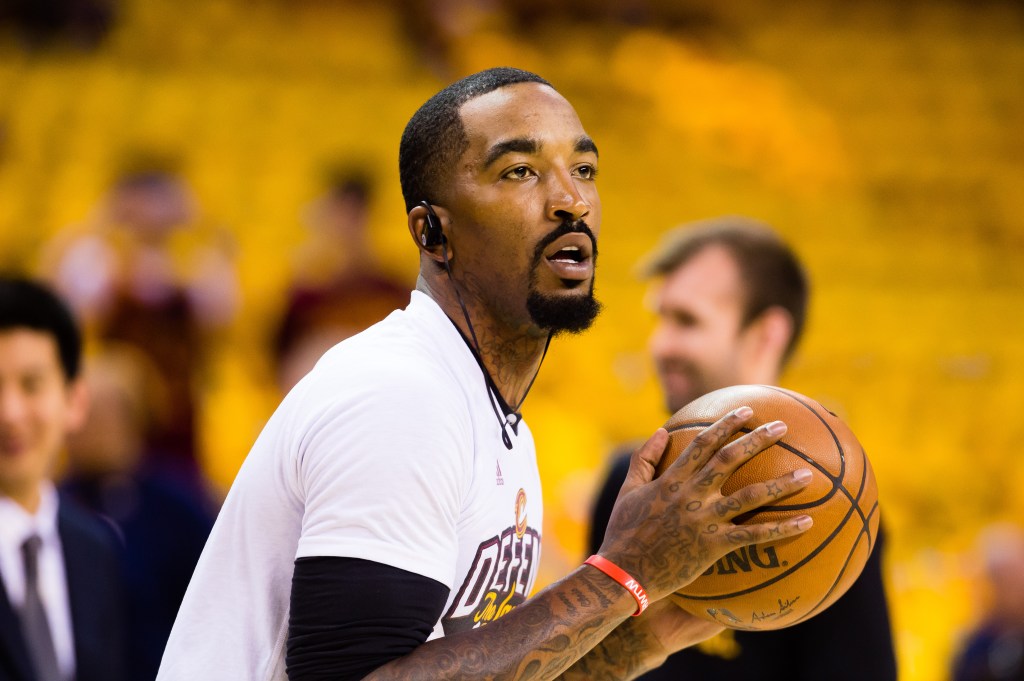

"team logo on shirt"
[514, 488, 527, 539]
[442, 489, 541, 634]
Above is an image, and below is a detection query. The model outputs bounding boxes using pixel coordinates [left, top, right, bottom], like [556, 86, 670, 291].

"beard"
[525, 219, 602, 336]
[656, 358, 712, 414]
[526, 287, 602, 336]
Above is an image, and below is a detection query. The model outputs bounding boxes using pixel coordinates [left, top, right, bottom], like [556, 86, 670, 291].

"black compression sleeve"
[286, 556, 450, 681]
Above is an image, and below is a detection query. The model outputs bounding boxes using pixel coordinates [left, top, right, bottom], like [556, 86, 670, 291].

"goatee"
[527, 219, 602, 335]
[526, 289, 602, 336]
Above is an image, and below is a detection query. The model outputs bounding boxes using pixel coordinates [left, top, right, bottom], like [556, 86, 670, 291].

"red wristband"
[584, 555, 650, 616]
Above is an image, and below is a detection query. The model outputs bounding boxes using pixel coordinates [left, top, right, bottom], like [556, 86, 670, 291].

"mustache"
[531, 219, 597, 265]
[655, 358, 697, 374]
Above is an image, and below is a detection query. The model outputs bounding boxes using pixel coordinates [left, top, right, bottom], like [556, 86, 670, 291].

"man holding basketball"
[157, 68, 814, 681]
[589, 217, 897, 680]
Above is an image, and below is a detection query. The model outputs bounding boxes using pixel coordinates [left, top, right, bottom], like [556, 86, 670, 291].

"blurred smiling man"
[0, 276, 128, 681]
[589, 217, 897, 681]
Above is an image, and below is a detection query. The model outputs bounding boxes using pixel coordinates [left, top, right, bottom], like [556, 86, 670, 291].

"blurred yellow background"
[2, 0, 1023, 678]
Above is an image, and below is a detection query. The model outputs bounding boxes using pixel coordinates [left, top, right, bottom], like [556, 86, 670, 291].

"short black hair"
[0, 276, 82, 381]
[399, 67, 552, 212]
[639, 217, 809, 364]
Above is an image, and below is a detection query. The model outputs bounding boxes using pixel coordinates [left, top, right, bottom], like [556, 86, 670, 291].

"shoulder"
[57, 494, 125, 580]
[57, 493, 122, 550]
[294, 304, 472, 427]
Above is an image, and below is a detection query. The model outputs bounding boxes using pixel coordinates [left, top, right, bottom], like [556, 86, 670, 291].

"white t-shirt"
[157, 291, 543, 681]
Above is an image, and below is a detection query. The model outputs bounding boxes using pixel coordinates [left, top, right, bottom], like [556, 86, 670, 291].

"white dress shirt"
[0, 483, 77, 680]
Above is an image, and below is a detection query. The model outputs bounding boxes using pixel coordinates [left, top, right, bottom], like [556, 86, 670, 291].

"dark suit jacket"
[0, 494, 128, 681]
[589, 450, 898, 681]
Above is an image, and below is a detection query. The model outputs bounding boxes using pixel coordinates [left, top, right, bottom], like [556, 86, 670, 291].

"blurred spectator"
[273, 166, 409, 391]
[389, 0, 661, 75]
[0, 276, 128, 681]
[0, 0, 118, 50]
[953, 523, 1024, 681]
[41, 154, 240, 494]
[588, 217, 897, 680]
[60, 345, 215, 681]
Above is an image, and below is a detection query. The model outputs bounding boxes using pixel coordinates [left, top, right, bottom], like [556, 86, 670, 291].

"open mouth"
[543, 233, 594, 284]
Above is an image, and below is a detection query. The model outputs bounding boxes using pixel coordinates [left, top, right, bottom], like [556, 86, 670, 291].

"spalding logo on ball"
[656, 384, 880, 631]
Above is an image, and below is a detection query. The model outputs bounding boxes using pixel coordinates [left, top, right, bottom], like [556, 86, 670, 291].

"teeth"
[550, 246, 582, 262]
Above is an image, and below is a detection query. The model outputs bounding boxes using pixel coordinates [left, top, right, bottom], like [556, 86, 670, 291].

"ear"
[740, 306, 794, 382]
[407, 204, 451, 265]
[64, 377, 90, 434]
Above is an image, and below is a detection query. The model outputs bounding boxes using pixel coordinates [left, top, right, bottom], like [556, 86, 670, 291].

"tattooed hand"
[595, 406, 813, 603]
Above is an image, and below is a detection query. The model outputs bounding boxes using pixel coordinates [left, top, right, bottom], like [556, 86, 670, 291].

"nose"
[648, 320, 674, 362]
[546, 171, 590, 223]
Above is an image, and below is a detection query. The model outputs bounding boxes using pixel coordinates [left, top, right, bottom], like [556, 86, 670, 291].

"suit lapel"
[0, 564, 34, 681]
[57, 495, 127, 681]
[58, 501, 98, 681]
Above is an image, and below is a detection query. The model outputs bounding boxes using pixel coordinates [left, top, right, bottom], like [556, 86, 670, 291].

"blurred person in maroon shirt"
[42, 156, 239, 494]
[273, 166, 409, 392]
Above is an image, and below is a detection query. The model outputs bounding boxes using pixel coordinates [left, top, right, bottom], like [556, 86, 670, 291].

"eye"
[668, 310, 698, 328]
[503, 165, 534, 180]
[575, 164, 598, 180]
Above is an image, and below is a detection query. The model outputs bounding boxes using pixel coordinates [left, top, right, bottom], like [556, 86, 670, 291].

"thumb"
[619, 428, 670, 499]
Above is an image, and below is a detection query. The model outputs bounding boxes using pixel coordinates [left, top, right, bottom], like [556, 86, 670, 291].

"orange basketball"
[656, 384, 879, 631]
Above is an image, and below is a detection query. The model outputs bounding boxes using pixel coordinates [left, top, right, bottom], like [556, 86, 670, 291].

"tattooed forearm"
[361, 567, 637, 681]
[557, 592, 578, 616]
[558, 612, 665, 681]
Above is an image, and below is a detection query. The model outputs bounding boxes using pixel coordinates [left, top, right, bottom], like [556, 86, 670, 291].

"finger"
[712, 468, 814, 520]
[694, 420, 788, 489]
[722, 512, 813, 548]
[618, 428, 670, 499]
[667, 406, 754, 476]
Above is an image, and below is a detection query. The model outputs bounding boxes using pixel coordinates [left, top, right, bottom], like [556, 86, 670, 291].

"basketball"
[656, 384, 879, 631]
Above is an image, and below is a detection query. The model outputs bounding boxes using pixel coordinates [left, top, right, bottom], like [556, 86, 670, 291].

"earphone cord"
[441, 237, 550, 450]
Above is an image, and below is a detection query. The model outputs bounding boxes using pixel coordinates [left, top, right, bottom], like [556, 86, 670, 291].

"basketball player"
[589, 218, 897, 680]
[157, 68, 815, 681]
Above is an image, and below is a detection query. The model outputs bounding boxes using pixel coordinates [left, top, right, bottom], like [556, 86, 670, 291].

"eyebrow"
[575, 135, 599, 157]
[482, 135, 600, 170]
[483, 138, 538, 169]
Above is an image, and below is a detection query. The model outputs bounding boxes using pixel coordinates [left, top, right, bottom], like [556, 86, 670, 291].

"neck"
[416, 273, 548, 410]
[2, 483, 43, 515]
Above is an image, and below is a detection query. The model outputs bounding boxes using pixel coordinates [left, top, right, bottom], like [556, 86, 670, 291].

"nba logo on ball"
[657, 385, 880, 631]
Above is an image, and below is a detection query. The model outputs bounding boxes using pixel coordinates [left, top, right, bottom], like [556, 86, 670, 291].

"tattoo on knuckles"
[714, 498, 742, 517]
[698, 471, 724, 488]
[726, 528, 755, 545]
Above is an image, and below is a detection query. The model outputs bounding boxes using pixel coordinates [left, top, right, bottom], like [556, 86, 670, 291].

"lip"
[0, 435, 27, 457]
[542, 233, 594, 281]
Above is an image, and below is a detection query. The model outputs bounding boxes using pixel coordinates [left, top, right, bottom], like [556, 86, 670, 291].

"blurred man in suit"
[589, 217, 897, 680]
[0, 276, 127, 681]
[953, 523, 1024, 681]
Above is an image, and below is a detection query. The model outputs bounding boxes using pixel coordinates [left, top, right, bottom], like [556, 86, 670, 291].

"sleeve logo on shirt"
[442, 490, 541, 635]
